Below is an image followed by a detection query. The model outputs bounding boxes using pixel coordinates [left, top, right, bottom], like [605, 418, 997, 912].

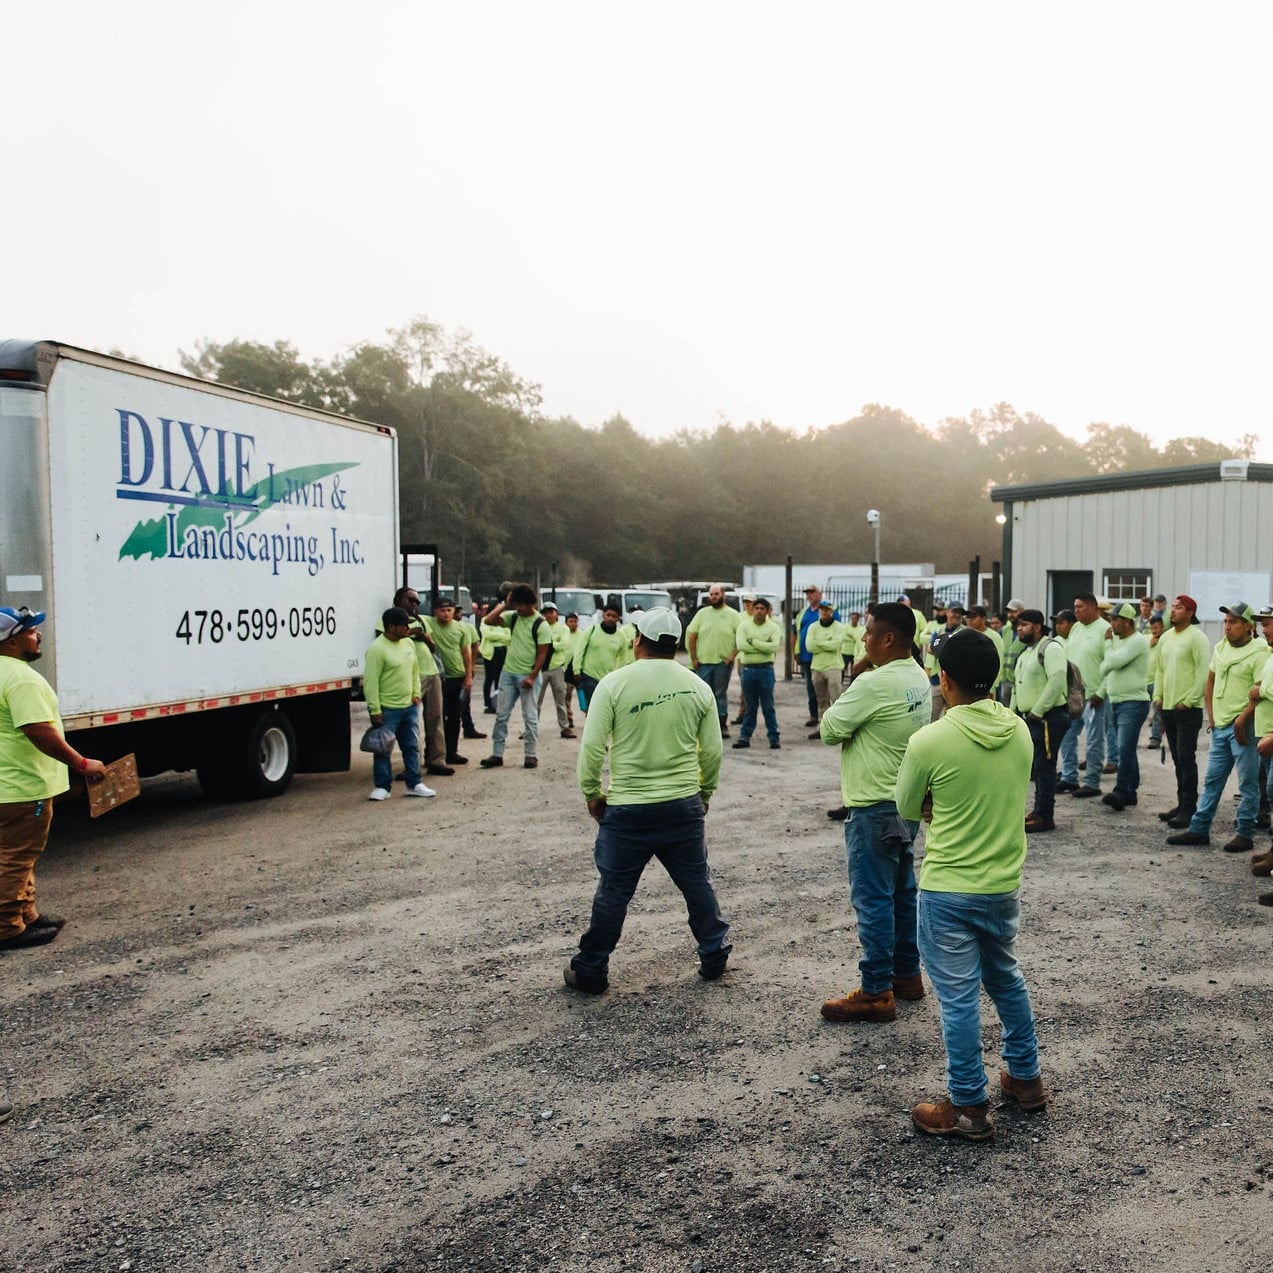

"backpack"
[1037, 637, 1086, 719]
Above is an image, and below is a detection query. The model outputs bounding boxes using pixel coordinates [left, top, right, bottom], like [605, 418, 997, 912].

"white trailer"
[0, 340, 399, 798]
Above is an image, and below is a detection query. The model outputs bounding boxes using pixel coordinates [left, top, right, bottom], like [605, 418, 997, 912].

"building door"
[1048, 570, 1093, 617]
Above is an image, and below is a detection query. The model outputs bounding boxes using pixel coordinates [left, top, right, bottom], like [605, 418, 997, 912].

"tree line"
[180, 318, 1255, 598]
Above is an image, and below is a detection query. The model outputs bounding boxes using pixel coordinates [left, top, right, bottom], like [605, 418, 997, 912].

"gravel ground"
[2, 676, 1270, 1272]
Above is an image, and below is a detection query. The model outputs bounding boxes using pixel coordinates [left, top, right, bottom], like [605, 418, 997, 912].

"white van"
[595, 587, 673, 626]
[545, 587, 599, 630]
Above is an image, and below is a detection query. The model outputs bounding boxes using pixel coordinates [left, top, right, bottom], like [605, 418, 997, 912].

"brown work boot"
[1251, 852, 1272, 877]
[1223, 834, 1254, 854]
[911, 1096, 993, 1141]
[999, 1070, 1047, 1111]
[820, 987, 896, 1023]
[892, 973, 925, 1001]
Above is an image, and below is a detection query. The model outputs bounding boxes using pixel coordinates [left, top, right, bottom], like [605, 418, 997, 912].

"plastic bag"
[359, 724, 397, 756]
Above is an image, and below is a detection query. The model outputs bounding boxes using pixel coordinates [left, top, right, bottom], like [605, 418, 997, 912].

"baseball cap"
[1173, 594, 1198, 613]
[1017, 608, 1047, 627]
[817, 599, 834, 610]
[540, 600, 559, 612]
[635, 606, 682, 642]
[1112, 602, 1138, 621]
[1050, 608, 1076, 624]
[1220, 602, 1255, 623]
[802, 583, 819, 593]
[937, 629, 1001, 694]
[0, 606, 44, 640]
[1006, 598, 1025, 611]
[1255, 604, 1273, 621]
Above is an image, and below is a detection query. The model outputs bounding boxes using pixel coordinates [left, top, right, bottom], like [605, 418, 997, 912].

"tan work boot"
[820, 987, 896, 1022]
[911, 1096, 993, 1141]
[999, 1070, 1047, 1111]
[892, 973, 925, 1001]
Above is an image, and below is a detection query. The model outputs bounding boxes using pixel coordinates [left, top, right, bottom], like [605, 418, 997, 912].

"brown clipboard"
[86, 753, 141, 818]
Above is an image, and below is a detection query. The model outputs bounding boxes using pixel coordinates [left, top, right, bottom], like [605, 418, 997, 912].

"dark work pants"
[483, 646, 506, 711]
[1161, 706, 1203, 813]
[442, 676, 465, 758]
[1026, 707, 1071, 821]
[572, 796, 730, 979]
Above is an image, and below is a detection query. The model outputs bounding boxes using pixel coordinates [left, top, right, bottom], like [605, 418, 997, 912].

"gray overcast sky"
[9, 2, 1271, 457]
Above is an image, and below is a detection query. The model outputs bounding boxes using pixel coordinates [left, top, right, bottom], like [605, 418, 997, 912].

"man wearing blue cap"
[0, 607, 106, 950]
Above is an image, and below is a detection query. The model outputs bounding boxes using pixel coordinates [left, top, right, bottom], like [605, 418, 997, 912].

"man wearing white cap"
[566, 608, 730, 993]
[0, 607, 106, 950]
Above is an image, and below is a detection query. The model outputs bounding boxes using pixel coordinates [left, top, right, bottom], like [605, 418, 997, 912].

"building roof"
[989, 460, 1273, 503]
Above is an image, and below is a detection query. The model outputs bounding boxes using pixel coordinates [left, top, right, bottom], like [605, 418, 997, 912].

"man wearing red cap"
[1153, 595, 1213, 826]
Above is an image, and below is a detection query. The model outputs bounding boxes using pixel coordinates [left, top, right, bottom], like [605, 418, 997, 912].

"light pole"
[866, 508, 881, 606]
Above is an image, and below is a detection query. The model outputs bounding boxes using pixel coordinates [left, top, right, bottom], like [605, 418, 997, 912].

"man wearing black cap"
[0, 607, 106, 950]
[896, 629, 1042, 1142]
[1010, 610, 1072, 832]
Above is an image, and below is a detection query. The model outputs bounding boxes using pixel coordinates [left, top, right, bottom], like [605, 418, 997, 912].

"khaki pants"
[0, 799, 54, 936]
[420, 674, 445, 765]
[812, 669, 835, 720]
[537, 666, 573, 730]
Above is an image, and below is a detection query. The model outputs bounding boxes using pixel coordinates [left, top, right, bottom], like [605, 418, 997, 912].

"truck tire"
[237, 709, 297, 799]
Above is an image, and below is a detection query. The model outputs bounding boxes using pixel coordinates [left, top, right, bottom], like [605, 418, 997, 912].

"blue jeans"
[739, 664, 779, 744]
[1104, 698, 1119, 767]
[1189, 722, 1260, 838]
[918, 889, 1040, 1108]
[1076, 699, 1107, 791]
[373, 704, 420, 790]
[491, 669, 540, 759]
[801, 659, 818, 718]
[696, 662, 733, 723]
[846, 802, 919, 994]
[571, 796, 730, 978]
[1111, 700, 1150, 799]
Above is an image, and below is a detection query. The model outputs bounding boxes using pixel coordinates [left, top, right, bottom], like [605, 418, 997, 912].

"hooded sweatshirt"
[895, 699, 1033, 894]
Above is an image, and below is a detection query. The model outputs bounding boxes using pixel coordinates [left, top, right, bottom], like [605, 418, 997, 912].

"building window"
[1103, 569, 1152, 602]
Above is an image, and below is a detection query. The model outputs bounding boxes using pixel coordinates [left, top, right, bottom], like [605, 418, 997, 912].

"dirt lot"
[2, 676, 1270, 1272]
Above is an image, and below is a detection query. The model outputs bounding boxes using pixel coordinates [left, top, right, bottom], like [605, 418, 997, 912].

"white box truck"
[0, 340, 399, 798]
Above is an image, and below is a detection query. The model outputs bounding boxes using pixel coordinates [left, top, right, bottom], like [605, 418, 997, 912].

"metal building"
[991, 460, 1273, 638]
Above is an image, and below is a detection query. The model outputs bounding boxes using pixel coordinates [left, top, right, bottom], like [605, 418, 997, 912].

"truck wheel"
[238, 709, 297, 799]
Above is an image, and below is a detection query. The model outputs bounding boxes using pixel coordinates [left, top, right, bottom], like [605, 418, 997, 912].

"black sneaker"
[769, 740, 781, 750]
[524, 757, 539, 769]
[1055, 781, 1080, 794]
[479, 756, 504, 769]
[1157, 806, 1180, 823]
[0, 925, 60, 951]
[1072, 786, 1101, 799]
[731, 740, 750, 750]
[699, 956, 729, 981]
[563, 965, 608, 994]
[26, 914, 66, 932]
[0, 1100, 12, 1124]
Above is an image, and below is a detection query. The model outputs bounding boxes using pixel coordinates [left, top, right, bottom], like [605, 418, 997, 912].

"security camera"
[865, 509, 880, 526]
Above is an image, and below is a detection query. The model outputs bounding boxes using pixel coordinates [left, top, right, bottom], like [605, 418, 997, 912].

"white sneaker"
[368, 787, 391, 801]
[405, 783, 436, 798]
